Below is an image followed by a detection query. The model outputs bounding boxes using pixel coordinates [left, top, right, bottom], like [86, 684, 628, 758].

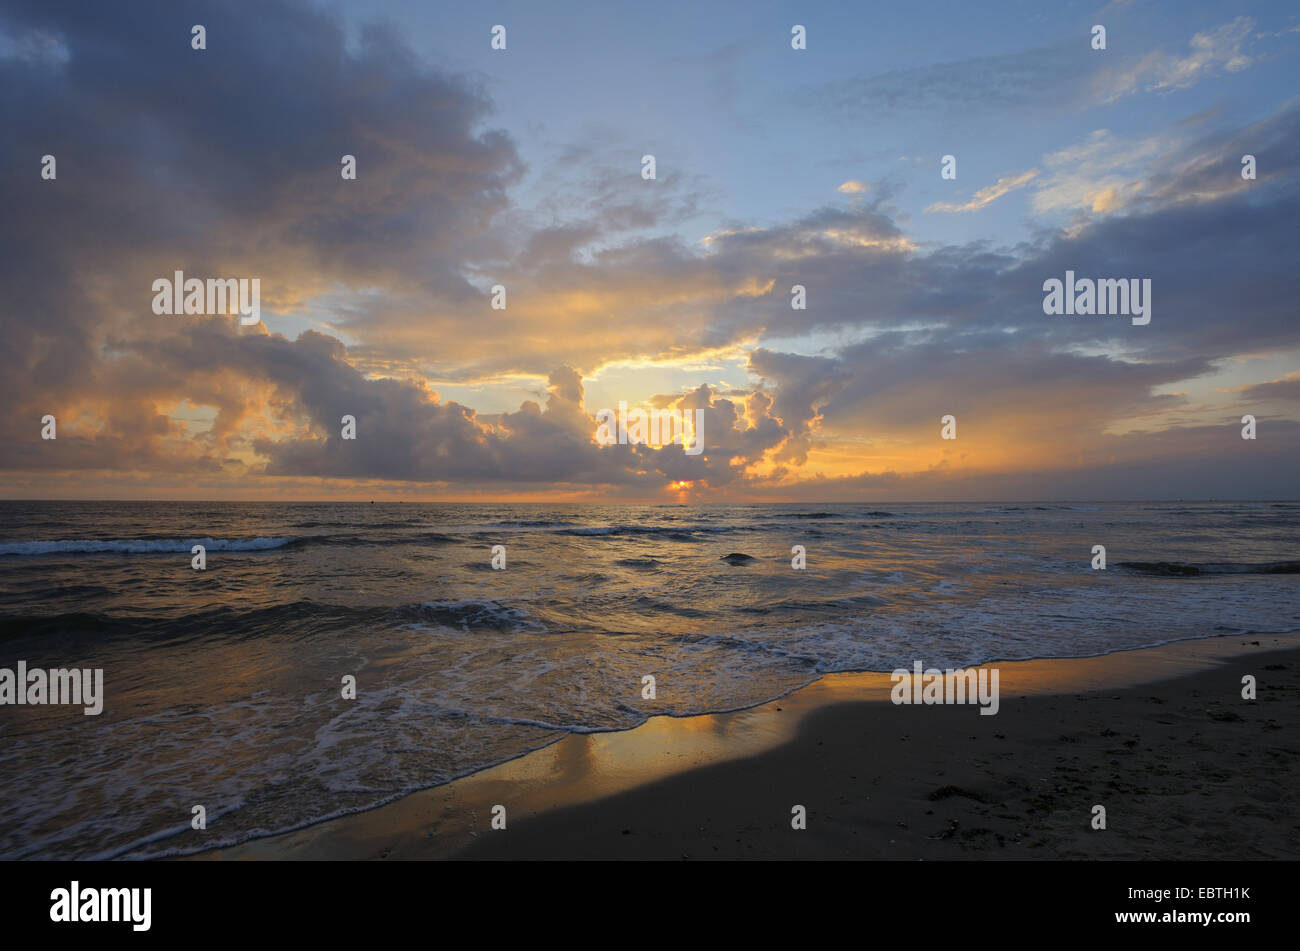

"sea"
[0, 499, 1296, 859]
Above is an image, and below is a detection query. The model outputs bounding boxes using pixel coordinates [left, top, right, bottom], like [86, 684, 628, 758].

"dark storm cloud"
[0, 0, 524, 471]
[0, 0, 521, 404]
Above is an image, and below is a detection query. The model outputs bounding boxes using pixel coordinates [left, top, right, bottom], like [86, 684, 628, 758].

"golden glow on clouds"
[585, 341, 756, 380]
[818, 229, 916, 252]
[925, 169, 1039, 214]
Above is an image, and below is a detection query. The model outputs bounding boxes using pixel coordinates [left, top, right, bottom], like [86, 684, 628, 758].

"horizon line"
[1, 498, 1297, 505]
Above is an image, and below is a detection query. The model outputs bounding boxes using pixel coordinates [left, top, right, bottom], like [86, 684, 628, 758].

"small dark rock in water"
[720, 552, 758, 565]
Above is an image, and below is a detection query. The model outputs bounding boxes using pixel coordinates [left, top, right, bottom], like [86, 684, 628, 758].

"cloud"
[807, 17, 1272, 122]
[925, 169, 1039, 214]
[1, 2, 1298, 498]
[1239, 375, 1300, 403]
[1098, 17, 1257, 102]
[806, 41, 1094, 117]
[1030, 129, 1163, 216]
[0, 0, 524, 383]
[1030, 101, 1300, 221]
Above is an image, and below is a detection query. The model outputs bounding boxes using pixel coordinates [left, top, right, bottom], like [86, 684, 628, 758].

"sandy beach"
[195, 631, 1300, 861]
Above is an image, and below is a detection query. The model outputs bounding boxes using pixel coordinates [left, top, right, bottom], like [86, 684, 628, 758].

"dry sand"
[195, 632, 1300, 860]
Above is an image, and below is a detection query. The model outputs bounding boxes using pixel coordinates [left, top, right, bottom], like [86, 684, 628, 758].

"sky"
[1, 0, 1298, 501]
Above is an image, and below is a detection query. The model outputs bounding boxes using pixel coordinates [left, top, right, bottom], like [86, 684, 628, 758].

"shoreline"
[191, 631, 1300, 860]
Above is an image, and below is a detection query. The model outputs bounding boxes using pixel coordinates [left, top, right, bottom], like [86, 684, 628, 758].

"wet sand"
[195, 632, 1300, 860]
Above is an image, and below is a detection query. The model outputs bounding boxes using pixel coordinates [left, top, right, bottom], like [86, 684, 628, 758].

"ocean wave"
[489, 519, 577, 528]
[0, 610, 149, 641]
[0, 597, 551, 644]
[288, 519, 426, 529]
[396, 599, 547, 633]
[614, 556, 662, 569]
[0, 601, 394, 644]
[303, 532, 458, 547]
[632, 595, 713, 617]
[0, 536, 295, 556]
[740, 593, 890, 614]
[558, 523, 743, 537]
[760, 510, 896, 519]
[1117, 560, 1300, 577]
